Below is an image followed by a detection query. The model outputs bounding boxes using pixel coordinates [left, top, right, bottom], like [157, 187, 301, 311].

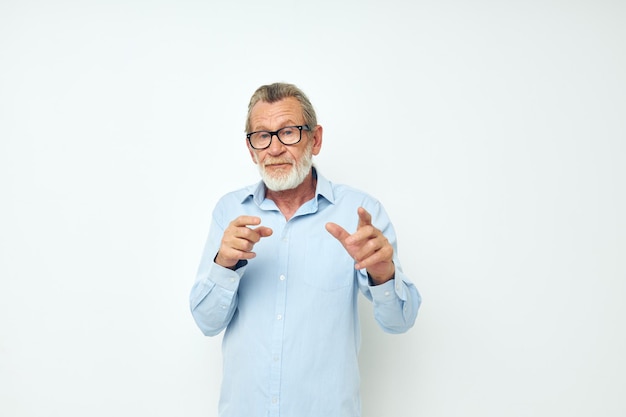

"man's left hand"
[325, 207, 395, 285]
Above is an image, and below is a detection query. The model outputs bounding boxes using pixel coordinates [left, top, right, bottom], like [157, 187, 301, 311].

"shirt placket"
[268, 221, 290, 416]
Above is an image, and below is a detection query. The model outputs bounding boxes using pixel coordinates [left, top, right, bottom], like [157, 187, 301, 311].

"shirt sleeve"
[189, 206, 246, 336]
[190, 261, 246, 336]
[364, 268, 422, 334]
[357, 199, 422, 334]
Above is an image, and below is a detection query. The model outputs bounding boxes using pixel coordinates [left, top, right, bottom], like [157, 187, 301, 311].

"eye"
[257, 132, 271, 140]
[280, 127, 296, 136]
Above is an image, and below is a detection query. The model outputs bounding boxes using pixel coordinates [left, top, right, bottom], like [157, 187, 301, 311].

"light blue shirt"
[190, 169, 421, 417]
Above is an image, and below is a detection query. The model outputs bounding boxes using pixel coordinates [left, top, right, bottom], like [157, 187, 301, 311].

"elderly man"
[190, 82, 421, 417]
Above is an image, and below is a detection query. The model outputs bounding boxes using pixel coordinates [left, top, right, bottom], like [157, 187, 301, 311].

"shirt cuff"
[369, 278, 399, 303]
[211, 261, 246, 291]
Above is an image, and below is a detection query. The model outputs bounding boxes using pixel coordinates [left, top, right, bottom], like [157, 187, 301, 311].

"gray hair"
[245, 82, 318, 133]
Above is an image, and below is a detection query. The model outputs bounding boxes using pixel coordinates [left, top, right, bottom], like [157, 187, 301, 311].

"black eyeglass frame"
[246, 125, 311, 150]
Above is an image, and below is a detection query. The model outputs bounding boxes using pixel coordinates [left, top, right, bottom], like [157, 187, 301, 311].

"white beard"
[255, 143, 314, 192]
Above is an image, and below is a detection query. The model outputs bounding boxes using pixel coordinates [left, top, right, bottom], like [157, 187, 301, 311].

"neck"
[265, 169, 317, 220]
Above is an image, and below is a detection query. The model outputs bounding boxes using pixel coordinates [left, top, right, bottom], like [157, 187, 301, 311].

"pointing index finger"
[233, 216, 262, 227]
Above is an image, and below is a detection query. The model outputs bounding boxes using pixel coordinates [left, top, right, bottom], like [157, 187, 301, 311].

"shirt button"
[272, 397, 278, 404]
[384, 291, 390, 297]
[279, 275, 286, 281]
[276, 314, 282, 320]
[230, 278, 235, 283]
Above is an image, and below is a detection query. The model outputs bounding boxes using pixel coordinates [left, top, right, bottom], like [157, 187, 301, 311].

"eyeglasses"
[246, 125, 310, 150]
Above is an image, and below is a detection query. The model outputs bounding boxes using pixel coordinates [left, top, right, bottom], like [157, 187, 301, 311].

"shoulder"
[317, 168, 381, 207]
[217, 186, 252, 204]
[212, 182, 258, 216]
[320, 172, 392, 220]
[329, 180, 382, 208]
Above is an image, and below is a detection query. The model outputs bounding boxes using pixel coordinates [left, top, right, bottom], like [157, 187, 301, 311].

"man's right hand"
[214, 216, 273, 268]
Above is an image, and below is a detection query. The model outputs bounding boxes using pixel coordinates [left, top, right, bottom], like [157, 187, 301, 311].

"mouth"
[264, 161, 292, 170]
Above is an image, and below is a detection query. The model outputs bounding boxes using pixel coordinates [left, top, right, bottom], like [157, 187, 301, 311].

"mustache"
[263, 158, 293, 166]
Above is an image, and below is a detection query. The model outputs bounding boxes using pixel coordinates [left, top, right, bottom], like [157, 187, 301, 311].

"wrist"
[367, 263, 395, 286]
[214, 253, 243, 270]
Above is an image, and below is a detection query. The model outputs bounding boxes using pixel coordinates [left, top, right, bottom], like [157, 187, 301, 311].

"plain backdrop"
[1, 1, 625, 416]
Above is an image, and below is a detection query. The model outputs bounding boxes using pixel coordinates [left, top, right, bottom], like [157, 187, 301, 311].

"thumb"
[357, 207, 372, 229]
[253, 226, 273, 238]
[325, 222, 350, 243]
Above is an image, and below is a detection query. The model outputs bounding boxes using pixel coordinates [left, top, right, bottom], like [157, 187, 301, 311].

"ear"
[311, 125, 323, 156]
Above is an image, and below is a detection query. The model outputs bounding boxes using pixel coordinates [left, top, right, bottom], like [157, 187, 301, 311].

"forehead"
[249, 97, 304, 129]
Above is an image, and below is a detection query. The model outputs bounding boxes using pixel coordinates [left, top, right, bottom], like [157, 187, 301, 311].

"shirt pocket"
[302, 236, 355, 291]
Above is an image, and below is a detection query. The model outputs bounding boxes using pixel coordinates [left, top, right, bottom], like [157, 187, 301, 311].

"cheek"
[289, 146, 309, 161]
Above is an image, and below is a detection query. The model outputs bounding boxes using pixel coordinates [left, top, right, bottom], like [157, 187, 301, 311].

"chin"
[261, 169, 307, 192]
[263, 178, 300, 192]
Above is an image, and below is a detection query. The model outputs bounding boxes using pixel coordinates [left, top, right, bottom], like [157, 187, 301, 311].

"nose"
[266, 133, 286, 155]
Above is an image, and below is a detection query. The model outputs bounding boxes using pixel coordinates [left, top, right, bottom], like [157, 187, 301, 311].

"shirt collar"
[242, 166, 335, 207]
[314, 167, 335, 204]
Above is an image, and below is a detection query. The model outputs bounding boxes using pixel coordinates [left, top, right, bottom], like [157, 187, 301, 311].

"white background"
[1, 1, 625, 416]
